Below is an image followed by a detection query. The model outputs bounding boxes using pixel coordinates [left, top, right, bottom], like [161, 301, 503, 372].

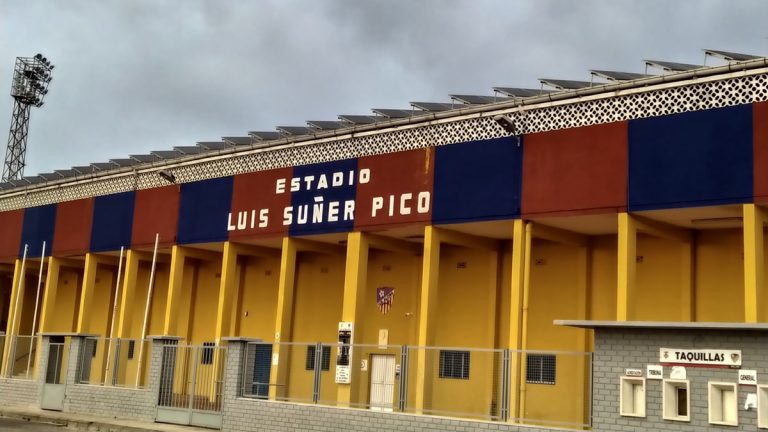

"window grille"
[526, 354, 556, 384]
[305, 345, 331, 371]
[201, 342, 215, 365]
[439, 350, 470, 379]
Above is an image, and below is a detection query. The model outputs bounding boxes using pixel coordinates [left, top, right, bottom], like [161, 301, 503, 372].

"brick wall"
[593, 328, 766, 431]
[0, 377, 39, 407]
[221, 341, 565, 432]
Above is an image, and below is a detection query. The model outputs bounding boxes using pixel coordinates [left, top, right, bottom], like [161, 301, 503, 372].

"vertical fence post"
[312, 342, 322, 404]
[398, 345, 409, 412]
[500, 349, 510, 422]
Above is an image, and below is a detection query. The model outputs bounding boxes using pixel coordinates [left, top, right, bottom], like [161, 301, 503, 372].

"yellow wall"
[634, 234, 687, 321]
[352, 249, 421, 409]
[288, 251, 345, 403]
[237, 256, 280, 339]
[117, 262, 169, 387]
[47, 267, 82, 333]
[590, 235, 617, 321]
[83, 265, 117, 383]
[430, 244, 498, 418]
[695, 229, 744, 321]
[188, 259, 220, 344]
[524, 239, 587, 426]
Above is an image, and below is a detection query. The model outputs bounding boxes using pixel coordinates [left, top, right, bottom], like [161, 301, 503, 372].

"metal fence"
[5, 335, 40, 379]
[157, 343, 225, 413]
[75, 337, 153, 388]
[240, 342, 591, 428]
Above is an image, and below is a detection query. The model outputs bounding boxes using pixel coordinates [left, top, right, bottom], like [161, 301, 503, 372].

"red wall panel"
[523, 121, 628, 216]
[52, 198, 93, 256]
[356, 148, 434, 229]
[229, 168, 292, 239]
[754, 101, 768, 202]
[131, 186, 179, 249]
[0, 209, 23, 263]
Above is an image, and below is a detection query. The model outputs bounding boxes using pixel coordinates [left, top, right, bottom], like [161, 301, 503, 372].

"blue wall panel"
[289, 158, 358, 236]
[433, 136, 522, 224]
[19, 204, 57, 258]
[628, 104, 753, 211]
[90, 191, 135, 252]
[177, 176, 233, 244]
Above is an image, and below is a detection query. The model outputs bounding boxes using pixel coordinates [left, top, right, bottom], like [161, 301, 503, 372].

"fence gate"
[156, 343, 226, 429]
[40, 337, 67, 411]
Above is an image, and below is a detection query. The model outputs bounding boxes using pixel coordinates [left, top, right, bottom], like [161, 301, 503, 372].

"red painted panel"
[131, 186, 180, 249]
[0, 209, 23, 263]
[52, 198, 93, 256]
[356, 148, 434, 229]
[754, 101, 768, 202]
[229, 167, 292, 239]
[523, 121, 628, 216]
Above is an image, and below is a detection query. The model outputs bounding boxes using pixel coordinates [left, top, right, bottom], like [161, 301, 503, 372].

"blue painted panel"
[628, 104, 753, 211]
[90, 191, 135, 252]
[433, 136, 523, 223]
[177, 177, 233, 244]
[19, 204, 57, 258]
[289, 158, 358, 236]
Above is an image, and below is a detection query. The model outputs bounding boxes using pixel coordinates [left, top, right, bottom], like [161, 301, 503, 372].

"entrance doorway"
[369, 354, 396, 412]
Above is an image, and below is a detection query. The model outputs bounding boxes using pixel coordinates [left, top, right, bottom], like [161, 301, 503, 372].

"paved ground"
[0, 418, 65, 431]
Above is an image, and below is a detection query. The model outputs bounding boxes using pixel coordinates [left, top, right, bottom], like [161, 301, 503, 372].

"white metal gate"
[369, 354, 396, 412]
[40, 337, 67, 411]
[156, 343, 225, 429]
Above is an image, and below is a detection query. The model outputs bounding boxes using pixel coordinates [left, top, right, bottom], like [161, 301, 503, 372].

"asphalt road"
[0, 418, 65, 431]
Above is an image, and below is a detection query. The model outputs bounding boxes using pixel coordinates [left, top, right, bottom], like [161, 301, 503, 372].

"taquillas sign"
[659, 348, 742, 367]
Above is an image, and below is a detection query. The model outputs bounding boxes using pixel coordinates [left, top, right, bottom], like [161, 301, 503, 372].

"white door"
[369, 354, 396, 412]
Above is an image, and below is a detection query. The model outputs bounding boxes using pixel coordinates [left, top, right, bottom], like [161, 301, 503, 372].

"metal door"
[156, 343, 226, 429]
[40, 337, 66, 411]
[369, 354, 396, 412]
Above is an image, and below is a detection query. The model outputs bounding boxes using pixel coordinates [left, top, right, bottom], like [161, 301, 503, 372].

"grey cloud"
[1, 0, 766, 176]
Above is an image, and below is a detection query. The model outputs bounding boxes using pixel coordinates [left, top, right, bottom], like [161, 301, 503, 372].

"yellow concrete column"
[337, 232, 369, 407]
[116, 250, 140, 338]
[38, 257, 61, 334]
[507, 220, 527, 420]
[76, 253, 100, 333]
[163, 246, 186, 336]
[744, 204, 766, 323]
[2, 259, 24, 376]
[414, 226, 440, 414]
[616, 213, 637, 321]
[214, 242, 238, 344]
[269, 237, 298, 400]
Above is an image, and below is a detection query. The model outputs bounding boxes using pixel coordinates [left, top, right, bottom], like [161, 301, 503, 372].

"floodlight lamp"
[48, 65, 54, 70]
[493, 115, 517, 135]
[34, 54, 42, 60]
[158, 169, 176, 183]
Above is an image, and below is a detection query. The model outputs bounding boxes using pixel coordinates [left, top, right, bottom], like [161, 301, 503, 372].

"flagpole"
[104, 246, 124, 385]
[135, 234, 159, 387]
[25, 241, 46, 378]
[6, 244, 28, 377]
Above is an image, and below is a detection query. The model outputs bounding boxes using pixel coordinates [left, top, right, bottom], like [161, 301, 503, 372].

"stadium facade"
[0, 55, 767, 431]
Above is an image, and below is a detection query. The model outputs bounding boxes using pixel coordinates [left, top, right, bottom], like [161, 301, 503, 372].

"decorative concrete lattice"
[3, 71, 768, 211]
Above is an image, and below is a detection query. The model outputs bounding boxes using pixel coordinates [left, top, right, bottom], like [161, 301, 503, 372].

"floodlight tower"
[2, 54, 54, 182]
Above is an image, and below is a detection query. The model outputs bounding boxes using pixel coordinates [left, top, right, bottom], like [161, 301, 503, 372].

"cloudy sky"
[1, 0, 766, 176]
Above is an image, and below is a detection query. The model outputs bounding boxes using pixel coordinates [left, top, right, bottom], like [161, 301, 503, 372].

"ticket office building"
[0, 68, 767, 427]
